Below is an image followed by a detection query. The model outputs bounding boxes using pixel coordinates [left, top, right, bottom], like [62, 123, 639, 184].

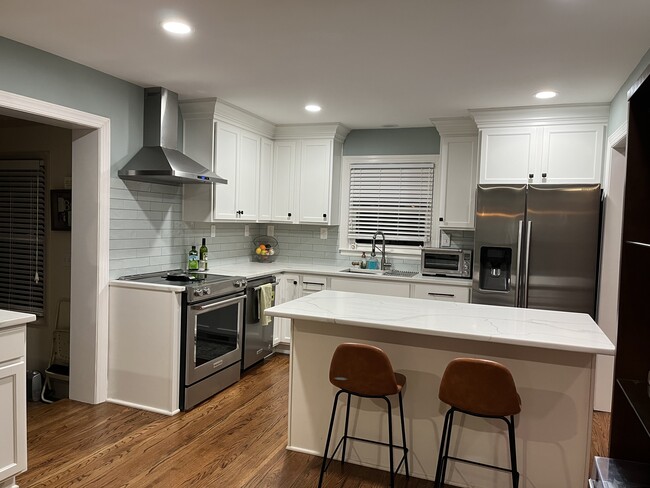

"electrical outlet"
[320, 228, 328, 239]
[210, 225, 216, 238]
[267, 225, 274, 237]
[440, 230, 451, 247]
[244, 224, 250, 237]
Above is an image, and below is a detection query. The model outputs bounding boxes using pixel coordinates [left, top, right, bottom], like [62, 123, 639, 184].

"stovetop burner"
[164, 271, 207, 282]
[117, 269, 247, 302]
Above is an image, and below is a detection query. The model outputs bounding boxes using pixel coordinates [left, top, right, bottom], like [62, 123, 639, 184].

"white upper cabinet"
[471, 105, 608, 185]
[258, 137, 273, 221]
[298, 139, 334, 224]
[271, 141, 298, 222]
[272, 125, 348, 225]
[180, 99, 276, 222]
[432, 118, 479, 229]
[213, 122, 260, 221]
[479, 127, 538, 183]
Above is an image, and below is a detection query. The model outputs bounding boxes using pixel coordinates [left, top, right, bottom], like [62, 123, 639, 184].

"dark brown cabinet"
[609, 64, 650, 464]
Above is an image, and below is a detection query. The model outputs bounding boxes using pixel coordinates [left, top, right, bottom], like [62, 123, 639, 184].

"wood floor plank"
[17, 354, 610, 488]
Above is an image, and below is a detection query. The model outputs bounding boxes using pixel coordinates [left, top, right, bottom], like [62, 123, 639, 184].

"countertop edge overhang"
[0, 309, 37, 329]
[266, 290, 616, 356]
[109, 281, 185, 293]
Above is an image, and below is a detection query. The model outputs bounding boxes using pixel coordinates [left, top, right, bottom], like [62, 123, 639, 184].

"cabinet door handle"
[323, 213, 327, 220]
[428, 292, 455, 298]
[541, 172, 547, 178]
[293, 281, 298, 285]
[288, 212, 292, 218]
[528, 173, 534, 179]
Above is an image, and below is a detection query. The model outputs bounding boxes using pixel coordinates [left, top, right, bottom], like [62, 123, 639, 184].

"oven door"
[185, 293, 245, 385]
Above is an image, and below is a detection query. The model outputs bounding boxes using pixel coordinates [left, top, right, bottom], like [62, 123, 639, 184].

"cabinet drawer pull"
[428, 292, 455, 298]
[542, 172, 547, 178]
[528, 173, 534, 179]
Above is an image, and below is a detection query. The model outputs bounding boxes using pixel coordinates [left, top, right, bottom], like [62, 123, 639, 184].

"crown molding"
[180, 98, 276, 139]
[470, 103, 610, 128]
[430, 117, 477, 137]
[180, 99, 350, 142]
[274, 123, 351, 143]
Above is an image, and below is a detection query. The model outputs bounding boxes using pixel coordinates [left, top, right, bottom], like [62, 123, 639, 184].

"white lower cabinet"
[273, 274, 300, 346]
[330, 277, 410, 297]
[0, 326, 27, 485]
[411, 283, 470, 303]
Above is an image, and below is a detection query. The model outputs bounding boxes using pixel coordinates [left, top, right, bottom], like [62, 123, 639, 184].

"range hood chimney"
[118, 87, 227, 185]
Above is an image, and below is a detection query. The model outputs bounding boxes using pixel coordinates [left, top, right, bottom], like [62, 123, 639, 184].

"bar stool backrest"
[329, 343, 400, 397]
[439, 358, 521, 417]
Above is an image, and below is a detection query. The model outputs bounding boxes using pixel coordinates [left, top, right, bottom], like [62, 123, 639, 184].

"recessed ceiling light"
[535, 91, 557, 99]
[305, 104, 322, 113]
[162, 21, 192, 35]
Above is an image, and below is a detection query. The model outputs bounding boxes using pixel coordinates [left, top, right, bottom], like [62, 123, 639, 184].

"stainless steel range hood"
[118, 87, 227, 185]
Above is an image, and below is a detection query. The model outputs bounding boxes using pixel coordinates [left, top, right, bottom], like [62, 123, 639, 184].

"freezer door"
[525, 185, 601, 316]
[472, 185, 527, 307]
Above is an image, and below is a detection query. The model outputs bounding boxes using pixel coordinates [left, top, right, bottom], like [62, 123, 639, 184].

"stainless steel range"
[118, 269, 247, 410]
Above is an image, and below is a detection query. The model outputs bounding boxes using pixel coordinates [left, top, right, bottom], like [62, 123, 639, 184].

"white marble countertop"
[0, 309, 37, 329]
[205, 261, 473, 287]
[265, 290, 616, 355]
[110, 261, 473, 291]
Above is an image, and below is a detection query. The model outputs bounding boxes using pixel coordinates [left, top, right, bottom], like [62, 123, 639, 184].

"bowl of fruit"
[252, 236, 278, 263]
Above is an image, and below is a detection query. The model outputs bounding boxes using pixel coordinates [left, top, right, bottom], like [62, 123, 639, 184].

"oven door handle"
[191, 294, 244, 311]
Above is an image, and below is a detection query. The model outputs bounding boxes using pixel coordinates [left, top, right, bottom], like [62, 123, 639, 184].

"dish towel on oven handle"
[259, 283, 274, 326]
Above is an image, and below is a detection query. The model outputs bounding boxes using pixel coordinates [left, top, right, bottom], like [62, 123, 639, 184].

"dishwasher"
[243, 275, 277, 370]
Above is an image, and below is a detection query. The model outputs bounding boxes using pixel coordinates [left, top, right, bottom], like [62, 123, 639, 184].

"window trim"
[338, 154, 442, 258]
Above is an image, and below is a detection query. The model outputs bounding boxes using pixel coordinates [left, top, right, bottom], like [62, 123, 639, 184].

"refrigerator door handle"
[515, 220, 523, 307]
[523, 220, 532, 308]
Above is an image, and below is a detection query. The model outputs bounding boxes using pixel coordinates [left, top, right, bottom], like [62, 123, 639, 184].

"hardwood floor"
[17, 355, 609, 487]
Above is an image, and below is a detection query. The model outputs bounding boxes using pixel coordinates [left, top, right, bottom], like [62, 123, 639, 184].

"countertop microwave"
[421, 248, 472, 278]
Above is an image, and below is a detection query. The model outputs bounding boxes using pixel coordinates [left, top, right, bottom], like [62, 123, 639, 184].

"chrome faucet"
[371, 231, 388, 270]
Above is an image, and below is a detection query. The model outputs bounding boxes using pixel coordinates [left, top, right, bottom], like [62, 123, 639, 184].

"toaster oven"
[421, 248, 472, 278]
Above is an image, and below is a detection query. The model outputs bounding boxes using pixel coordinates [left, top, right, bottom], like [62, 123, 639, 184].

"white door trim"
[0, 89, 111, 404]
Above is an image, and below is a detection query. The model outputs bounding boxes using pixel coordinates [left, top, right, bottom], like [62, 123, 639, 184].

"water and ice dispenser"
[479, 247, 512, 292]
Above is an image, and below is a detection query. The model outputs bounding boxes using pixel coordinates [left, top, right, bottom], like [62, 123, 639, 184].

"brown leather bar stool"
[318, 343, 409, 488]
[434, 358, 521, 488]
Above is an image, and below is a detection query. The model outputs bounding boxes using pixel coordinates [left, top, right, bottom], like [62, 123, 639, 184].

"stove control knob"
[241, 279, 247, 288]
[203, 287, 211, 295]
[194, 289, 204, 297]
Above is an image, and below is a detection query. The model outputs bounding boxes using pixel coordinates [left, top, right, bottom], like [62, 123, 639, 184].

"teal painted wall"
[343, 127, 440, 156]
[0, 36, 143, 174]
[608, 48, 650, 136]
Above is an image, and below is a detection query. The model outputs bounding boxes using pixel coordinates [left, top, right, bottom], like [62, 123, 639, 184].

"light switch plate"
[210, 225, 216, 238]
[320, 228, 328, 239]
[440, 230, 451, 247]
[267, 225, 274, 237]
[244, 224, 250, 237]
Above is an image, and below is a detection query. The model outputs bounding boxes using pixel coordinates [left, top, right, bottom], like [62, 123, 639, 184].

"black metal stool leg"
[341, 392, 351, 465]
[434, 408, 451, 487]
[318, 390, 343, 488]
[398, 391, 409, 478]
[384, 396, 395, 488]
[435, 408, 455, 488]
[507, 415, 519, 488]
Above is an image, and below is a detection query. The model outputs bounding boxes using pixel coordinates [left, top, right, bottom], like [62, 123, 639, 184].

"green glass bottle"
[188, 245, 199, 270]
[199, 238, 208, 271]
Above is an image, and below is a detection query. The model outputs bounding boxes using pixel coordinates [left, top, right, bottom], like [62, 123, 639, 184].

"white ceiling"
[1, 0, 649, 129]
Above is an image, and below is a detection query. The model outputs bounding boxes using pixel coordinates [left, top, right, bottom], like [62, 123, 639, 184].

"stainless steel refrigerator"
[472, 184, 601, 317]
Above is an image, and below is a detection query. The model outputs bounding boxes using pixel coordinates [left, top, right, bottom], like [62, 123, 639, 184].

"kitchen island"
[265, 290, 615, 488]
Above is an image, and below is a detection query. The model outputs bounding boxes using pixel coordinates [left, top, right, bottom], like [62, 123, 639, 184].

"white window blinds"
[348, 162, 434, 244]
[0, 160, 45, 316]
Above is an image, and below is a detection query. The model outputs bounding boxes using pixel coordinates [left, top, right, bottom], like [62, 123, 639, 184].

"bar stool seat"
[434, 358, 521, 488]
[318, 343, 409, 488]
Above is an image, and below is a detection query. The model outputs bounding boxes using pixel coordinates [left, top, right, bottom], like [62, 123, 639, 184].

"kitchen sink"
[339, 268, 418, 278]
[340, 268, 385, 275]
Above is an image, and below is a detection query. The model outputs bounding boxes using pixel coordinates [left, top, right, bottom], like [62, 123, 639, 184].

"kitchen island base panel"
[289, 319, 594, 487]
